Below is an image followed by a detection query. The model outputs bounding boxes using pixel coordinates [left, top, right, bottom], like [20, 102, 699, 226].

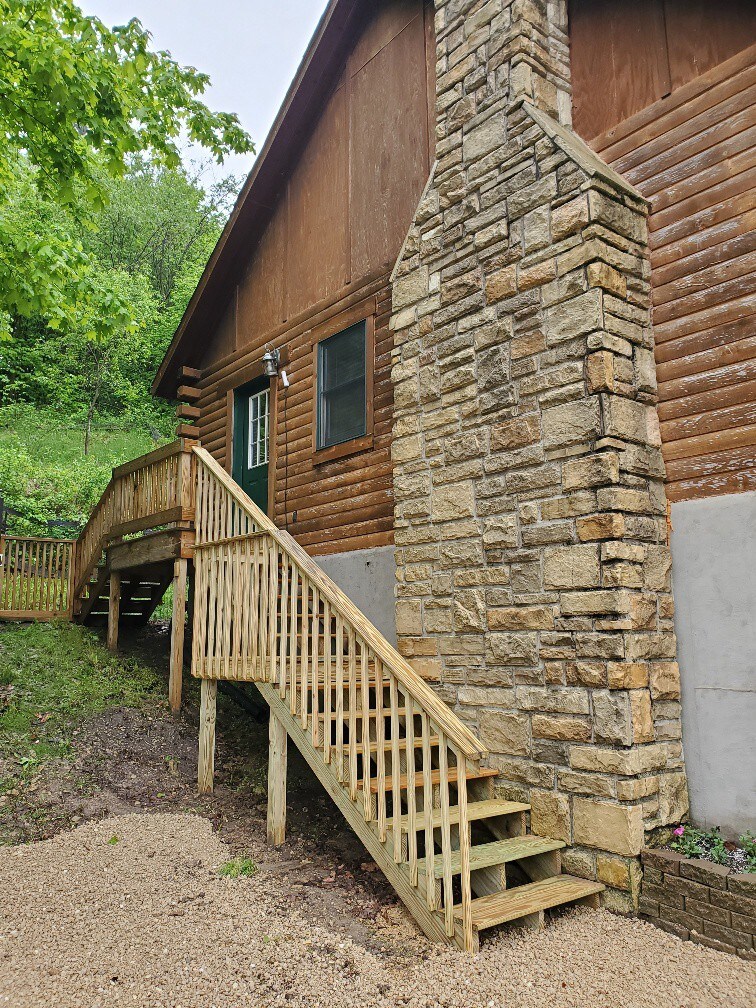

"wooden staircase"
[1, 439, 605, 951]
[191, 447, 604, 952]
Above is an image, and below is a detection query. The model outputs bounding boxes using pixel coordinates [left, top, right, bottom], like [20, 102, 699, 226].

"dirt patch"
[0, 624, 400, 949]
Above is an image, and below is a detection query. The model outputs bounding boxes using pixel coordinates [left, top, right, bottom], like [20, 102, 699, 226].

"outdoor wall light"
[262, 347, 280, 377]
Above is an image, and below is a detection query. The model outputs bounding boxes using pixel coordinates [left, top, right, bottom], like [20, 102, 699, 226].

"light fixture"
[262, 347, 280, 377]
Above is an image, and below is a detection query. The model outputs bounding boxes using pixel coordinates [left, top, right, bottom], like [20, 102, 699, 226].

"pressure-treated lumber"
[188, 447, 605, 952]
[107, 571, 121, 653]
[169, 557, 188, 715]
[454, 876, 605, 930]
[198, 678, 217, 794]
[267, 710, 287, 846]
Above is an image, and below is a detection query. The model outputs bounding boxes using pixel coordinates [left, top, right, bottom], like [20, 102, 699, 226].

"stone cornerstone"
[389, 0, 689, 912]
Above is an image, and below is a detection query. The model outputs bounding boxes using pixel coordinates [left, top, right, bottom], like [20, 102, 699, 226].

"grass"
[218, 856, 258, 878]
[0, 405, 158, 472]
[0, 621, 164, 771]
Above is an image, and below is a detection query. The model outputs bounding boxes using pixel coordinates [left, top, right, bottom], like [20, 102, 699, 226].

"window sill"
[313, 433, 374, 465]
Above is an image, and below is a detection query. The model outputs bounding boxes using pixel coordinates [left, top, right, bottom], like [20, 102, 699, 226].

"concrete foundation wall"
[317, 546, 397, 645]
[671, 491, 756, 836]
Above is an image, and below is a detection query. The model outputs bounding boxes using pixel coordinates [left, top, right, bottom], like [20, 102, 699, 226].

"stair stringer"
[256, 681, 474, 951]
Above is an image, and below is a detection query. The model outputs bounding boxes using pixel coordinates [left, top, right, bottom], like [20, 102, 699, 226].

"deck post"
[107, 571, 121, 653]
[197, 678, 217, 793]
[169, 557, 188, 715]
[267, 710, 287, 846]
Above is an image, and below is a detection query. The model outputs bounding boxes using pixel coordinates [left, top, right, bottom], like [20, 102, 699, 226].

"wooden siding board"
[187, 0, 427, 553]
[588, 40, 756, 502]
[349, 11, 429, 279]
[570, 0, 756, 141]
[286, 83, 349, 318]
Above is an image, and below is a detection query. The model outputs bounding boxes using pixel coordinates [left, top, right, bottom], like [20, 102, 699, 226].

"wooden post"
[107, 571, 121, 653]
[169, 557, 187, 715]
[267, 710, 287, 846]
[197, 678, 217, 793]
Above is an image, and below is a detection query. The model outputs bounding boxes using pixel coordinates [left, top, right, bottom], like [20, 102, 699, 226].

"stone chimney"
[390, 0, 688, 911]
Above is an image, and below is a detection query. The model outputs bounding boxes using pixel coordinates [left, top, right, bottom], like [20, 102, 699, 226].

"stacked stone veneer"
[389, 0, 689, 911]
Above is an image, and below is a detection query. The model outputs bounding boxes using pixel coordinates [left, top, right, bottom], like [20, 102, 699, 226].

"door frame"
[229, 371, 277, 516]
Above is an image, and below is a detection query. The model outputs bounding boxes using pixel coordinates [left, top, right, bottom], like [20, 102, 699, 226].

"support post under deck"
[107, 571, 121, 653]
[169, 557, 188, 715]
[267, 710, 288, 846]
[198, 678, 217, 793]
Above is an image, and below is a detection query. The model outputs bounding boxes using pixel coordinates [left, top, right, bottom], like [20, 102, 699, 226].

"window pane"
[317, 321, 367, 449]
[248, 389, 269, 468]
[321, 322, 365, 393]
[322, 386, 366, 446]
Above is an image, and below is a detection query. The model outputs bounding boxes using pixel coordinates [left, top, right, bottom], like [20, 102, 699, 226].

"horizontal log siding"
[194, 277, 395, 556]
[592, 44, 756, 502]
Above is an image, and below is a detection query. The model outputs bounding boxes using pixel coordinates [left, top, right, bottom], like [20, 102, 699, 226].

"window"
[247, 388, 269, 468]
[316, 320, 367, 450]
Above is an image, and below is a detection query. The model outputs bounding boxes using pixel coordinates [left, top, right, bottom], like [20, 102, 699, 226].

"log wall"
[193, 0, 432, 554]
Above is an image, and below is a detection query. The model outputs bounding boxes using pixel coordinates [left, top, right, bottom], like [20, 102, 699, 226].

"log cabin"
[3, 0, 754, 950]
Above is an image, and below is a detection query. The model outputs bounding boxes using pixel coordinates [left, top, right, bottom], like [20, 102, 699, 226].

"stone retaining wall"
[641, 848, 756, 958]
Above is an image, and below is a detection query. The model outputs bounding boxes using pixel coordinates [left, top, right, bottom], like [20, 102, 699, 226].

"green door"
[233, 376, 270, 514]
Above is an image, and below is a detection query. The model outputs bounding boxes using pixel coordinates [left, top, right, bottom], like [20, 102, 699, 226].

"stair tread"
[361, 766, 498, 794]
[420, 835, 565, 877]
[454, 875, 605, 930]
[389, 798, 530, 830]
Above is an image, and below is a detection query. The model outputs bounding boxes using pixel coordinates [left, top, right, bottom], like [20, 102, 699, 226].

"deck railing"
[0, 439, 196, 621]
[72, 439, 196, 604]
[0, 536, 76, 619]
[191, 446, 483, 951]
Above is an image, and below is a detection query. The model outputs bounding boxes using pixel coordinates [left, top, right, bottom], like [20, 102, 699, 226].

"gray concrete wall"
[316, 545, 397, 645]
[671, 491, 756, 836]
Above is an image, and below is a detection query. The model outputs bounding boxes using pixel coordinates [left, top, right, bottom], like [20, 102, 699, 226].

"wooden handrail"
[192, 446, 485, 760]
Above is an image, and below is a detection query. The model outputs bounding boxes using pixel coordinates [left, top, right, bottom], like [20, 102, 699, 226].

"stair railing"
[191, 445, 484, 951]
[72, 439, 196, 603]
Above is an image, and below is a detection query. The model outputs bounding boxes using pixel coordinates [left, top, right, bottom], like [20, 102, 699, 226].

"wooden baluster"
[438, 738, 455, 938]
[299, 575, 309, 725]
[374, 657, 387, 841]
[404, 689, 418, 886]
[309, 587, 320, 739]
[205, 545, 218, 680]
[334, 614, 345, 782]
[287, 566, 298, 708]
[258, 534, 269, 680]
[360, 641, 372, 821]
[229, 539, 241, 679]
[454, 745, 474, 953]
[267, 541, 277, 684]
[278, 559, 289, 697]
[242, 537, 255, 678]
[347, 627, 358, 801]
[249, 536, 262, 677]
[322, 598, 332, 764]
[390, 676, 402, 863]
[421, 710, 437, 911]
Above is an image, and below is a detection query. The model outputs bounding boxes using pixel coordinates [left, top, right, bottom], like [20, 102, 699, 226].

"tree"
[0, 0, 252, 340]
[0, 159, 237, 448]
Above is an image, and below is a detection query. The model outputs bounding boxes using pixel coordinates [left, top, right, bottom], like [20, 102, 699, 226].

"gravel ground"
[0, 814, 753, 1008]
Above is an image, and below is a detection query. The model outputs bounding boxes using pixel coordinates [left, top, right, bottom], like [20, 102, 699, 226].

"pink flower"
[673, 826, 685, 836]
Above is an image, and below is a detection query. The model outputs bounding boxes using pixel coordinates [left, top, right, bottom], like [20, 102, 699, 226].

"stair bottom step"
[455, 875, 604, 930]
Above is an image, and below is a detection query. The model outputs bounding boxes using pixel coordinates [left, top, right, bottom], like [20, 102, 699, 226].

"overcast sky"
[82, 0, 329, 182]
